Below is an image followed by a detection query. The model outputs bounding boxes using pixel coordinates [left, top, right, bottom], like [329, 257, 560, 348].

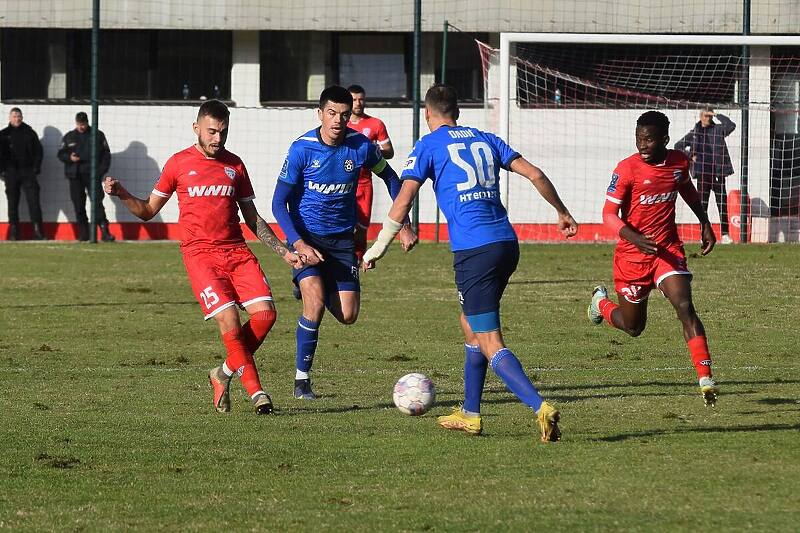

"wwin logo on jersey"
[308, 181, 353, 194]
[188, 185, 235, 197]
[640, 191, 678, 205]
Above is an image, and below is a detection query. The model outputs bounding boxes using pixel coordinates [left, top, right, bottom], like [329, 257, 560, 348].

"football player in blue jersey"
[272, 85, 417, 400]
[363, 84, 578, 442]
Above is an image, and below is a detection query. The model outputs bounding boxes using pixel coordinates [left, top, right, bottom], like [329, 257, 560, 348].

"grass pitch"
[1, 241, 798, 531]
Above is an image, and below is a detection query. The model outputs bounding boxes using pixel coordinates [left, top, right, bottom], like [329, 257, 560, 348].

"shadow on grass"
[595, 422, 800, 442]
[508, 278, 596, 285]
[541, 378, 800, 392]
[4, 300, 196, 309]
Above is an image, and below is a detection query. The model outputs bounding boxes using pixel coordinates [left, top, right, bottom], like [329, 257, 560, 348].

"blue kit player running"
[363, 84, 578, 442]
[272, 85, 415, 400]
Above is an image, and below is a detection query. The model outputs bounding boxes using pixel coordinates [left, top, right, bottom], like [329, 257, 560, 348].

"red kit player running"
[104, 100, 304, 414]
[587, 110, 720, 407]
[347, 84, 417, 260]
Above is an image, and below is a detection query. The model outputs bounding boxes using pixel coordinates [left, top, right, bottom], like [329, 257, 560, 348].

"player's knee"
[673, 300, 696, 322]
[338, 309, 359, 325]
[626, 325, 645, 337]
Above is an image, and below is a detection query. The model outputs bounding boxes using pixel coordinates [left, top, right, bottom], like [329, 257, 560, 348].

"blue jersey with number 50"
[401, 125, 520, 251]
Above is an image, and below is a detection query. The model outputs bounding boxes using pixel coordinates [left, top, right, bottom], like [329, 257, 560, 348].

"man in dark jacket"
[674, 107, 736, 243]
[57, 111, 115, 242]
[0, 107, 44, 240]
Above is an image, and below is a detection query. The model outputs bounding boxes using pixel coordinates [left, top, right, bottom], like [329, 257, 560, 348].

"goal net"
[480, 34, 800, 243]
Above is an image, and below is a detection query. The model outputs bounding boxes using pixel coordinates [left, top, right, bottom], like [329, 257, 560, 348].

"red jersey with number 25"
[606, 149, 691, 256]
[153, 146, 255, 250]
[347, 115, 390, 183]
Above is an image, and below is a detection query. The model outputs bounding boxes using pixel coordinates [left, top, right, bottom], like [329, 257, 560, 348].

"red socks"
[242, 309, 276, 354]
[687, 335, 713, 378]
[222, 328, 264, 398]
[599, 298, 618, 325]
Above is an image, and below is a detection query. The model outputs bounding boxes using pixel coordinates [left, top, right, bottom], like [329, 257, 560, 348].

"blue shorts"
[453, 240, 519, 332]
[293, 231, 360, 293]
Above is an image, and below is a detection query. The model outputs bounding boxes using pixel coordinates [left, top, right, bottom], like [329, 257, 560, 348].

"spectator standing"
[0, 107, 44, 240]
[57, 112, 115, 242]
[674, 107, 736, 244]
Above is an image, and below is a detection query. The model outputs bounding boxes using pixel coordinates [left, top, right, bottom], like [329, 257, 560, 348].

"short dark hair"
[9, 107, 22, 115]
[424, 84, 459, 120]
[347, 84, 366, 95]
[636, 110, 670, 135]
[319, 85, 353, 109]
[75, 112, 89, 124]
[197, 99, 230, 122]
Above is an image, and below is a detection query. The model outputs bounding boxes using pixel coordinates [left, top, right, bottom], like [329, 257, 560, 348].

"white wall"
[2, 104, 774, 233]
[0, 105, 483, 226]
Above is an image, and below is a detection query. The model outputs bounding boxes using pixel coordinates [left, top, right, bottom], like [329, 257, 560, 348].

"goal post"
[493, 33, 800, 243]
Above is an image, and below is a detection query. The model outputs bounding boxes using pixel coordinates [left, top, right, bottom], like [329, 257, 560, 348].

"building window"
[260, 31, 333, 103]
[338, 33, 409, 100]
[68, 30, 231, 101]
[435, 32, 487, 102]
[1, 29, 52, 100]
[2, 29, 231, 102]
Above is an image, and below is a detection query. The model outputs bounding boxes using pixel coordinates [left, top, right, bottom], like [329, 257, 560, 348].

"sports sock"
[463, 343, 487, 414]
[599, 297, 618, 326]
[295, 370, 309, 380]
[222, 328, 264, 398]
[296, 316, 320, 373]
[221, 362, 234, 377]
[490, 348, 544, 412]
[242, 309, 277, 354]
[687, 335, 713, 379]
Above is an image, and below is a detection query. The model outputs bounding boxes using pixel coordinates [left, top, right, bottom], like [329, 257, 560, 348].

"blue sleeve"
[485, 132, 520, 170]
[278, 144, 304, 185]
[399, 140, 431, 183]
[376, 162, 402, 199]
[271, 180, 301, 245]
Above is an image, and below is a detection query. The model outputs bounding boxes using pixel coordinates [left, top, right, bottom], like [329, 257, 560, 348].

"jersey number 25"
[448, 141, 496, 191]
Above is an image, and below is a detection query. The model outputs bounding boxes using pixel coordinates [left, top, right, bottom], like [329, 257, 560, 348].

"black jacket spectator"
[674, 114, 736, 178]
[57, 127, 111, 179]
[0, 121, 43, 174]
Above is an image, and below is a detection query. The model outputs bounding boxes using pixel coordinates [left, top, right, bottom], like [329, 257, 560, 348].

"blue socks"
[490, 348, 543, 412]
[463, 344, 488, 415]
[295, 316, 320, 373]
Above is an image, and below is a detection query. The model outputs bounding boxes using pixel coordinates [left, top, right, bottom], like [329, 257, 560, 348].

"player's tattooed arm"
[239, 200, 304, 267]
[254, 215, 289, 256]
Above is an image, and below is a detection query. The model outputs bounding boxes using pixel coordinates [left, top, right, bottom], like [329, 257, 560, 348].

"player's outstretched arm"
[509, 157, 578, 238]
[363, 179, 421, 269]
[103, 176, 168, 221]
[373, 162, 417, 252]
[239, 200, 305, 268]
[678, 179, 716, 255]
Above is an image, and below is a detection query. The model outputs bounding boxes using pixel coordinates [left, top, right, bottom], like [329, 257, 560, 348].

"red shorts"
[613, 242, 691, 303]
[355, 174, 374, 229]
[182, 246, 273, 320]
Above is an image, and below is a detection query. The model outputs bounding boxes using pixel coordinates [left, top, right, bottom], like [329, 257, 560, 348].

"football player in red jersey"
[103, 100, 304, 414]
[588, 110, 720, 407]
[347, 84, 417, 261]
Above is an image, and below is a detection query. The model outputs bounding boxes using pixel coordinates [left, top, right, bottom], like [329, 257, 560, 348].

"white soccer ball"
[393, 373, 435, 416]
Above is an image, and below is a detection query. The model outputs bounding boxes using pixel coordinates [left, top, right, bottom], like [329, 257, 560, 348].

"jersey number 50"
[448, 141, 496, 191]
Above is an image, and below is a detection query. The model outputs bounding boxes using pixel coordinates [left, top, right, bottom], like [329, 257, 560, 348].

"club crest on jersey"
[673, 169, 683, 181]
[363, 128, 371, 137]
[224, 167, 236, 180]
[344, 159, 355, 172]
[607, 172, 619, 193]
